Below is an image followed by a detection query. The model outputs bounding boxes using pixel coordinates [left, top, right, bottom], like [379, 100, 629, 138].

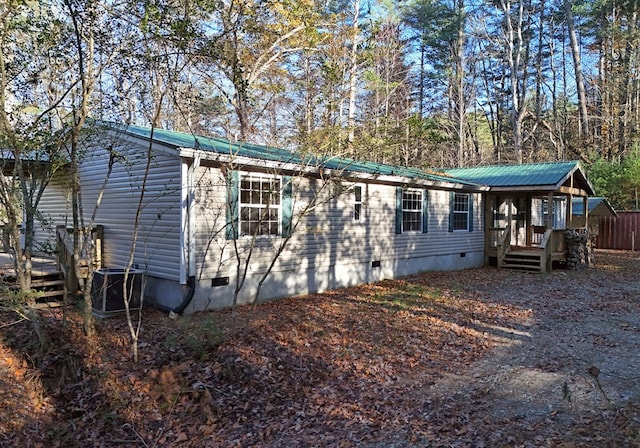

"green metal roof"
[444, 161, 583, 188]
[114, 123, 480, 187]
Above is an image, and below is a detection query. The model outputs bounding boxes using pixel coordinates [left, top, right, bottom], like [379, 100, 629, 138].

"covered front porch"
[485, 193, 591, 272]
[445, 161, 596, 273]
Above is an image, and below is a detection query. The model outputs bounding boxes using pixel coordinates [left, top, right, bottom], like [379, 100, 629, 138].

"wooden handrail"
[539, 228, 552, 247]
[539, 228, 553, 273]
[497, 224, 511, 268]
[56, 225, 103, 291]
[56, 226, 74, 257]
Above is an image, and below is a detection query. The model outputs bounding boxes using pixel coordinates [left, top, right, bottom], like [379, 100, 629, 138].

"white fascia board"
[177, 147, 488, 192]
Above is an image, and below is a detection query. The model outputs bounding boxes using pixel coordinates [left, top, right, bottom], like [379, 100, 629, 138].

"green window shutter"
[281, 176, 293, 237]
[448, 191, 455, 232]
[422, 189, 428, 233]
[395, 186, 403, 234]
[225, 170, 239, 240]
[468, 193, 474, 232]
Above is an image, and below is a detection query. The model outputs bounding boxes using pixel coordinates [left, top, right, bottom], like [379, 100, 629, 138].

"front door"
[493, 196, 527, 247]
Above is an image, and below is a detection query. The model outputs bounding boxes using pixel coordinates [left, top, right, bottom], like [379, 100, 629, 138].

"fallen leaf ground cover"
[1, 249, 639, 447]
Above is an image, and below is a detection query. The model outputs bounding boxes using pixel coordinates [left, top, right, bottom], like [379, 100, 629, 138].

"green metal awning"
[444, 161, 595, 195]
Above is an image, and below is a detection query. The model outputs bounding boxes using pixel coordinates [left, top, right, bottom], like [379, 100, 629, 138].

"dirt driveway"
[418, 249, 640, 447]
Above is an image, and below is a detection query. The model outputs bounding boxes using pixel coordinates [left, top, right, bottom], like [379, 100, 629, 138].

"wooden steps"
[501, 250, 543, 273]
[33, 271, 67, 304]
[2, 270, 68, 306]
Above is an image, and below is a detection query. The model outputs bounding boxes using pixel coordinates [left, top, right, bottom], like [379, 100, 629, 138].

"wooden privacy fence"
[597, 212, 640, 250]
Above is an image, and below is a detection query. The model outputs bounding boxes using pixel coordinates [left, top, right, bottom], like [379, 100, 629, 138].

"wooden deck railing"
[488, 227, 506, 249]
[539, 228, 552, 273]
[56, 225, 103, 291]
[531, 225, 546, 246]
[497, 224, 511, 268]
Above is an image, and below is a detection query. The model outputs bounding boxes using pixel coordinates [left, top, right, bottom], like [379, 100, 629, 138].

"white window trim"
[452, 192, 470, 232]
[402, 188, 423, 233]
[353, 185, 363, 222]
[238, 171, 282, 237]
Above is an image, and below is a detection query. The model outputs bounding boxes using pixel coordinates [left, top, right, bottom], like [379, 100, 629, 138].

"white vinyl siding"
[193, 169, 484, 281]
[532, 197, 567, 229]
[33, 130, 487, 312]
[34, 175, 72, 254]
[77, 140, 183, 281]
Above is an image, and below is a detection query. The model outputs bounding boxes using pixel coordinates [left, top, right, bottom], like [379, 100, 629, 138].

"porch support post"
[526, 195, 532, 246]
[484, 195, 493, 265]
[566, 173, 574, 229]
[546, 192, 554, 230]
[583, 196, 589, 232]
[567, 193, 573, 229]
[507, 197, 513, 246]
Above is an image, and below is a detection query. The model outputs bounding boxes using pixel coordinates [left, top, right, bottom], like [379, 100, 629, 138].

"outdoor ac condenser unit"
[91, 268, 143, 318]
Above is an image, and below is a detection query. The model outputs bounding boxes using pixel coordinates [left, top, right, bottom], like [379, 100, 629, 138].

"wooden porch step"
[31, 279, 66, 288]
[34, 271, 66, 304]
[36, 289, 67, 298]
[5, 271, 68, 305]
[501, 263, 541, 272]
[502, 251, 543, 273]
[32, 301, 66, 309]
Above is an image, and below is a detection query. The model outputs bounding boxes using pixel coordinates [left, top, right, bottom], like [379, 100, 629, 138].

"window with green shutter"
[226, 171, 292, 238]
[395, 187, 427, 233]
[449, 192, 473, 232]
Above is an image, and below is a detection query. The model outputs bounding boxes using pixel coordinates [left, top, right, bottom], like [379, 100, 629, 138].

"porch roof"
[444, 161, 595, 195]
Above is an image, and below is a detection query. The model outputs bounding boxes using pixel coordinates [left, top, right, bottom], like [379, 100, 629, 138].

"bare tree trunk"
[500, 0, 531, 164]
[453, 0, 466, 167]
[533, 0, 546, 156]
[419, 43, 426, 119]
[564, 0, 589, 138]
[347, 0, 360, 150]
[304, 57, 313, 135]
[65, 0, 97, 337]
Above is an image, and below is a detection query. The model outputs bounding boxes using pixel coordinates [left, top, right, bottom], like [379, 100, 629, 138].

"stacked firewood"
[565, 228, 591, 268]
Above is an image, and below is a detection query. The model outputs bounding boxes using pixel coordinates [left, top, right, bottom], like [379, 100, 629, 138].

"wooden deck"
[0, 252, 61, 277]
[0, 252, 68, 306]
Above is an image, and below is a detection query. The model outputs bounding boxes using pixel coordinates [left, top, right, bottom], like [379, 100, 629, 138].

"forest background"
[2, 0, 639, 210]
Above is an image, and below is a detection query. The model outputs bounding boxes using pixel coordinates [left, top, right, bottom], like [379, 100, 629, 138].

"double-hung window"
[402, 189, 423, 232]
[354, 186, 362, 221]
[449, 192, 474, 232]
[226, 171, 293, 239]
[239, 174, 281, 236]
[395, 187, 427, 233]
[453, 193, 470, 231]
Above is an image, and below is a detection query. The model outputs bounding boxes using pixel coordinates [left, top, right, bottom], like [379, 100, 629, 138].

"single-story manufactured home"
[35, 124, 596, 312]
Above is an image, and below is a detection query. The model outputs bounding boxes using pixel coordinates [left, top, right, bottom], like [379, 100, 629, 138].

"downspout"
[172, 154, 200, 315]
[171, 275, 196, 315]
